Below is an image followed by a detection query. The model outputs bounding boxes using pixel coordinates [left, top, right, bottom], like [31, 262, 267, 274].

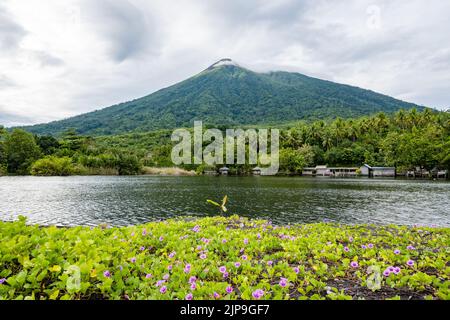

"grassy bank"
[0, 216, 449, 300]
[142, 167, 197, 176]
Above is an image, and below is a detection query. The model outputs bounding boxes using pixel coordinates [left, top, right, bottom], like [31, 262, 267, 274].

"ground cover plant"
[0, 215, 449, 300]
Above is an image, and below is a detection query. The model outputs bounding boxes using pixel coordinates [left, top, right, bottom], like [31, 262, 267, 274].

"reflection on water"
[0, 176, 449, 227]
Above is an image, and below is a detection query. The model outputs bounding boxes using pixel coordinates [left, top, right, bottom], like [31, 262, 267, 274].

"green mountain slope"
[23, 59, 423, 136]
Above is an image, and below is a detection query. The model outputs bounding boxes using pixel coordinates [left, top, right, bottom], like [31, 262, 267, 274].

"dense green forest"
[21, 62, 422, 136]
[1, 109, 448, 176]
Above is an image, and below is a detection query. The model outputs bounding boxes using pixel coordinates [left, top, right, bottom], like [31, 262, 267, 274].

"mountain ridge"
[20, 59, 424, 136]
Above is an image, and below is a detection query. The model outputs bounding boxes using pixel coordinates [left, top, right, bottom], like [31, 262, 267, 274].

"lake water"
[0, 176, 449, 227]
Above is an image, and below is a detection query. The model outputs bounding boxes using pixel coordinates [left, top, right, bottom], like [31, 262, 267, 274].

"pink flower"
[350, 261, 359, 268]
[190, 283, 197, 290]
[160, 286, 167, 294]
[213, 292, 220, 299]
[226, 286, 233, 294]
[185, 293, 193, 300]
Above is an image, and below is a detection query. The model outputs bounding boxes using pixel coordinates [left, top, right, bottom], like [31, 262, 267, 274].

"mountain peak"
[207, 58, 240, 70]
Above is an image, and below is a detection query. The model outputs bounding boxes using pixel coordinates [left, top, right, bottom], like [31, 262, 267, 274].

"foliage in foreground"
[0, 216, 449, 300]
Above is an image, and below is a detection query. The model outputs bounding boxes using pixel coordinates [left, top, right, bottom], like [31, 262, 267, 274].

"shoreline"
[1, 215, 448, 300]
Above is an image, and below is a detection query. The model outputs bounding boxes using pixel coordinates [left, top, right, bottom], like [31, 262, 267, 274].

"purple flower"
[252, 289, 264, 299]
[223, 272, 229, 278]
[368, 243, 374, 249]
[361, 245, 367, 249]
[196, 245, 202, 251]
[267, 261, 273, 266]
[394, 249, 401, 255]
[241, 255, 248, 260]
[349, 236, 354, 242]
[222, 239, 227, 243]
[213, 292, 220, 299]
[130, 257, 136, 263]
[119, 265, 123, 271]
[293, 267, 299, 274]
[257, 233, 261, 239]
[393, 267, 401, 275]
[156, 280, 165, 287]
[383, 269, 391, 277]
[189, 276, 197, 284]
[407, 245, 415, 250]
[350, 261, 359, 268]
[226, 286, 233, 294]
[244, 238, 249, 245]
[159, 236, 164, 241]
[168, 265, 173, 271]
[279, 278, 288, 287]
[185, 293, 193, 300]
[407, 260, 415, 266]
[192, 225, 200, 232]
[103, 270, 111, 278]
[190, 283, 197, 290]
[169, 251, 176, 259]
[163, 274, 170, 280]
[344, 246, 350, 252]
[200, 254, 207, 259]
[140, 246, 145, 251]
[234, 262, 241, 268]
[131, 232, 135, 237]
[142, 229, 147, 236]
[160, 286, 167, 294]
[184, 264, 191, 273]
[219, 266, 227, 273]
[145, 273, 152, 279]
[388, 266, 395, 272]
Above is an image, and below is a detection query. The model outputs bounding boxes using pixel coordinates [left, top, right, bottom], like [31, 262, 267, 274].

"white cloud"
[0, 0, 449, 127]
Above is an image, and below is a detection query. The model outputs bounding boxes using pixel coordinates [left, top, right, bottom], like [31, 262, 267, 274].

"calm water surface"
[0, 176, 449, 227]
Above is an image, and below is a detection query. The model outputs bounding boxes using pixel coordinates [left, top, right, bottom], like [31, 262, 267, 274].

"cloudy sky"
[0, 0, 449, 127]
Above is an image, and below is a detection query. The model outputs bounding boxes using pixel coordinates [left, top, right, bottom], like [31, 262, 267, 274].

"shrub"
[31, 156, 77, 176]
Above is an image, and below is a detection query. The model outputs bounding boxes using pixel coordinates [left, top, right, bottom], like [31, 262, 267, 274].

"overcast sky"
[0, 0, 449, 127]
